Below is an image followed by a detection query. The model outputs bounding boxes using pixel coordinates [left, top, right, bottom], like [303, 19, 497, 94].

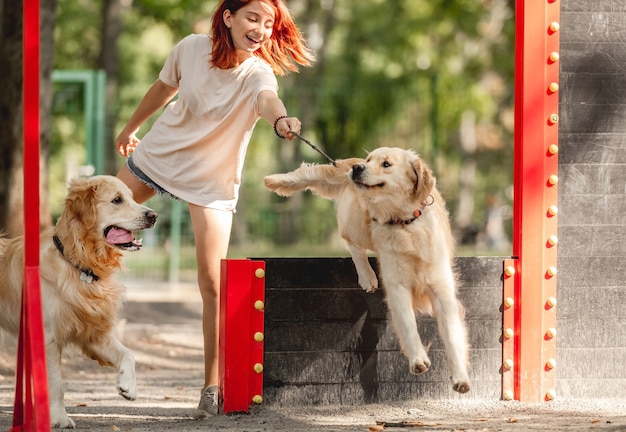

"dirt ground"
[1, 286, 625, 432]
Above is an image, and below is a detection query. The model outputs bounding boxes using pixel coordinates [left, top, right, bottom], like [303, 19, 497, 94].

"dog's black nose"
[145, 210, 158, 225]
[351, 163, 365, 179]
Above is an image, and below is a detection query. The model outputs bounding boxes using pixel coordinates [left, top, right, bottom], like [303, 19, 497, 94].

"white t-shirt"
[131, 34, 278, 210]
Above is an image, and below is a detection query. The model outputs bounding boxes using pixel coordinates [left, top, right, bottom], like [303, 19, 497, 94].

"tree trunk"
[99, 0, 123, 175]
[0, 0, 57, 237]
[39, 0, 58, 231]
[0, 1, 24, 235]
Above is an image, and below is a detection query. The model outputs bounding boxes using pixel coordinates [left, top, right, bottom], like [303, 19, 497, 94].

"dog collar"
[377, 209, 423, 225]
[52, 235, 99, 283]
[372, 194, 434, 226]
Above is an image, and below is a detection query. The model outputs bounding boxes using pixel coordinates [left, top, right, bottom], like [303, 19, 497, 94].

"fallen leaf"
[507, 417, 518, 423]
[369, 425, 385, 431]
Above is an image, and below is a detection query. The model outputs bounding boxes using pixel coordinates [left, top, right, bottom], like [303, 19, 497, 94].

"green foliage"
[115, 23, 175, 135]
[132, 0, 218, 38]
[54, 0, 102, 70]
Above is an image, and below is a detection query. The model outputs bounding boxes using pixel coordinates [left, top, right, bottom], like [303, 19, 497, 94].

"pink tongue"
[106, 227, 133, 244]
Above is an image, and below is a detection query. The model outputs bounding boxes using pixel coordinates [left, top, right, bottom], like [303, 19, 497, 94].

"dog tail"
[264, 158, 363, 200]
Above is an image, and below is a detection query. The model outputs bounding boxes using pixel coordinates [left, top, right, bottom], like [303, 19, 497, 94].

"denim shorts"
[126, 156, 179, 201]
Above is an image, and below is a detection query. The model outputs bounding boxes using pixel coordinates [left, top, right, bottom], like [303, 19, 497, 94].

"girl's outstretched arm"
[258, 89, 300, 140]
[116, 79, 178, 156]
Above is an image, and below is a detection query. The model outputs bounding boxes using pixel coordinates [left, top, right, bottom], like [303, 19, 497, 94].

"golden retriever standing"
[0, 175, 157, 428]
[265, 147, 471, 394]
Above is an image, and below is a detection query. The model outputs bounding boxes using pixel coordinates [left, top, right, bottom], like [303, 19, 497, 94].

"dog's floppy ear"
[412, 158, 435, 202]
[65, 177, 99, 229]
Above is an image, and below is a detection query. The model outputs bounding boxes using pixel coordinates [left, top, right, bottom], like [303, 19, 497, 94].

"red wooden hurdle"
[219, 0, 562, 407]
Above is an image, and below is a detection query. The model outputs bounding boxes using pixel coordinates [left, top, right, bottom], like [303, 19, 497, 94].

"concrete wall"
[557, 0, 626, 398]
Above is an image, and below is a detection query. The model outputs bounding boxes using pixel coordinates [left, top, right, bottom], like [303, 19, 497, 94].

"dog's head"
[349, 147, 435, 219]
[59, 175, 158, 252]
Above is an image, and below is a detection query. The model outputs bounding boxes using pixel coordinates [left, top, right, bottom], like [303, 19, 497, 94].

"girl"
[115, 0, 313, 417]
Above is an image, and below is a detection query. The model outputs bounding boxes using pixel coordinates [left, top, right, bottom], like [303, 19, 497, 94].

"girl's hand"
[116, 130, 141, 157]
[276, 116, 301, 140]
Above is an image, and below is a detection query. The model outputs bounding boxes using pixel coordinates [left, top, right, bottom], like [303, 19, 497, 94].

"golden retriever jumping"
[0, 175, 157, 428]
[264, 147, 471, 394]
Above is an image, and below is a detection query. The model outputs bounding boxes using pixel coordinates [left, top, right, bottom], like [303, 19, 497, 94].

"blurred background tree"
[1, 0, 515, 283]
[0, 0, 56, 237]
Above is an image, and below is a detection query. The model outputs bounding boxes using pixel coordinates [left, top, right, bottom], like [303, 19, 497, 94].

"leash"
[288, 130, 337, 166]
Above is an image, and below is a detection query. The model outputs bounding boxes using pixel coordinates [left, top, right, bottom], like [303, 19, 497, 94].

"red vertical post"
[219, 259, 266, 414]
[13, 0, 51, 430]
[512, 0, 560, 402]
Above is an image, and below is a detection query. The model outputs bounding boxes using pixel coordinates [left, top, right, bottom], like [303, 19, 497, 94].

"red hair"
[210, 0, 314, 76]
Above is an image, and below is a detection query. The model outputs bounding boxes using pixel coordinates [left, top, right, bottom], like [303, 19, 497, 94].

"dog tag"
[80, 272, 94, 283]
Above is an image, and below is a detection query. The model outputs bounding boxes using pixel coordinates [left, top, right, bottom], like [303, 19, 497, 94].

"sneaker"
[194, 384, 218, 418]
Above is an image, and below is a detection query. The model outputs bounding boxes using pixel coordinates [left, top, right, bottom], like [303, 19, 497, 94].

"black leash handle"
[289, 130, 337, 166]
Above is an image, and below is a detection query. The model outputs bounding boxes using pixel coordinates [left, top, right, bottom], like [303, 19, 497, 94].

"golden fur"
[265, 147, 471, 393]
[0, 175, 157, 428]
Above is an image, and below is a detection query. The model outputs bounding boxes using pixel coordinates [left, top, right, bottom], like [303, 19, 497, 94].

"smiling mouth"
[246, 35, 261, 44]
[104, 226, 143, 251]
[353, 180, 385, 189]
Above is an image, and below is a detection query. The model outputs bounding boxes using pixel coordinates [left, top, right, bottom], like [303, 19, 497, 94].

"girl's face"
[223, 1, 275, 62]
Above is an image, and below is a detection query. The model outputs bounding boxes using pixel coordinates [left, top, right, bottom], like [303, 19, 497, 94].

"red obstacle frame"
[15, 0, 560, 425]
[219, 0, 561, 410]
[510, 0, 560, 402]
[218, 259, 266, 414]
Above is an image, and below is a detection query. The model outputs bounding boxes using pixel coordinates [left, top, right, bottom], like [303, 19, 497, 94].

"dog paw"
[358, 272, 378, 293]
[409, 357, 431, 375]
[51, 414, 76, 429]
[118, 383, 137, 400]
[453, 380, 471, 394]
[117, 369, 137, 400]
[118, 386, 137, 400]
[363, 283, 378, 293]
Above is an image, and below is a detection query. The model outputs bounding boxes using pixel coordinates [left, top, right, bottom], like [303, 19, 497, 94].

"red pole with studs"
[512, 0, 560, 402]
[219, 259, 266, 414]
